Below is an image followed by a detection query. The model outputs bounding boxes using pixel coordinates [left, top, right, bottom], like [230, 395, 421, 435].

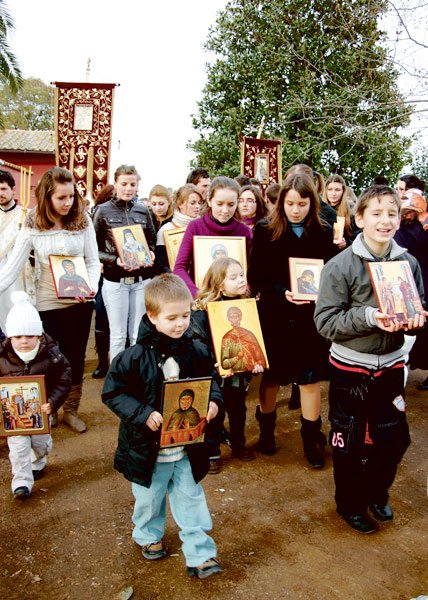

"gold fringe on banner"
[87, 146, 94, 201]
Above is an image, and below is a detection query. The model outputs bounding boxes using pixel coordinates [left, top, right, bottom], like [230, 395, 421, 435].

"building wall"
[0, 151, 56, 208]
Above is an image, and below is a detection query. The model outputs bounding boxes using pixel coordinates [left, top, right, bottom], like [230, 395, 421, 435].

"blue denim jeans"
[131, 456, 216, 567]
[102, 278, 149, 360]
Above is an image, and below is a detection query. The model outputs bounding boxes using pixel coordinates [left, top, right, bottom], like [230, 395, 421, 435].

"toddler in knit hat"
[1, 291, 71, 499]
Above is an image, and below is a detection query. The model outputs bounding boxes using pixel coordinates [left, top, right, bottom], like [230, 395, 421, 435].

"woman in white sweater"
[0, 167, 100, 432]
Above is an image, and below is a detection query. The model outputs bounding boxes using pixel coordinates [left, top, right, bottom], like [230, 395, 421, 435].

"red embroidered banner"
[240, 136, 282, 193]
[54, 82, 116, 200]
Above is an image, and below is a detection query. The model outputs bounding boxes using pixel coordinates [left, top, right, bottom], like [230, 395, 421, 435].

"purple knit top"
[173, 211, 252, 297]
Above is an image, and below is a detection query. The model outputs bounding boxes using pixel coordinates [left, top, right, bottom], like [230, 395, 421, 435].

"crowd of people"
[0, 163, 427, 579]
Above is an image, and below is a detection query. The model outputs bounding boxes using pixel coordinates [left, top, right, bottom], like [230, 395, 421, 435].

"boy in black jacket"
[102, 274, 223, 579]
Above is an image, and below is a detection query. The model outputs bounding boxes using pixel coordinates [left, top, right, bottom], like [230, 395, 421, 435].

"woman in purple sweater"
[174, 177, 252, 297]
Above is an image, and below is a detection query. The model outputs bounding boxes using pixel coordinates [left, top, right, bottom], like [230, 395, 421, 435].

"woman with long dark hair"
[0, 167, 100, 432]
[248, 173, 336, 467]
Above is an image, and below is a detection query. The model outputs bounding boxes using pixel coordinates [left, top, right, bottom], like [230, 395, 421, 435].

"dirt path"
[1, 343, 427, 600]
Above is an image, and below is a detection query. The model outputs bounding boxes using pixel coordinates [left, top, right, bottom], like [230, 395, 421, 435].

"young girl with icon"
[325, 174, 359, 248]
[192, 258, 265, 470]
[248, 172, 337, 467]
[155, 184, 203, 273]
[93, 165, 156, 361]
[173, 177, 252, 298]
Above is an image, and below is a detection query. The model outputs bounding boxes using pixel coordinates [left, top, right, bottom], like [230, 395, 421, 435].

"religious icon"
[0, 375, 49, 437]
[289, 257, 324, 301]
[254, 154, 269, 183]
[163, 227, 186, 269]
[112, 224, 153, 269]
[207, 298, 269, 377]
[367, 260, 424, 323]
[73, 103, 94, 131]
[160, 378, 212, 448]
[49, 255, 92, 299]
[193, 236, 247, 289]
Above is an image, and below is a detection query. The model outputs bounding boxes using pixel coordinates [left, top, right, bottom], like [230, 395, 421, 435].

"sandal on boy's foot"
[13, 486, 30, 500]
[187, 558, 223, 579]
[141, 541, 166, 560]
[208, 459, 221, 474]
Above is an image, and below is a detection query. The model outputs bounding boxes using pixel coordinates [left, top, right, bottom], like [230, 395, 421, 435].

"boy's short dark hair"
[265, 183, 280, 204]
[372, 175, 389, 186]
[0, 169, 15, 188]
[145, 274, 192, 316]
[186, 168, 210, 185]
[355, 185, 400, 217]
[234, 174, 252, 187]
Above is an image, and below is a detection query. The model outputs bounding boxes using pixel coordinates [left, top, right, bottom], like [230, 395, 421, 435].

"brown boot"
[63, 383, 86, 433]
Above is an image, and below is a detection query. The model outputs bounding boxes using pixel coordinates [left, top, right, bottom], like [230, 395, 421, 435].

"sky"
[9, 1, 428, 195]
[11, 0, 228, 196]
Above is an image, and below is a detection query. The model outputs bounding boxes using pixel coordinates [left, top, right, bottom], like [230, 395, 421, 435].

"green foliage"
[190, 0, 412, 190]
[0, 77, 54, 130]
[411, 146, 428, 185]
[0, 0, 22, 95]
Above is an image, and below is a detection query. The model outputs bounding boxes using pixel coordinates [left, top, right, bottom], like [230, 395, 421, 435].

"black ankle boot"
[255, 406, 277, 455]
[288, 383, 301, 410]
[92, 331, 109, 379]
[300, 415, 325, 468]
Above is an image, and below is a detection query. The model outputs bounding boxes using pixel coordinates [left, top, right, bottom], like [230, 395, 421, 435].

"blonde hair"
[174, 184, 203, 212]
[148, 184, 173, 223]
[194, 257, 246, 310]
[145, 274, 192, 316]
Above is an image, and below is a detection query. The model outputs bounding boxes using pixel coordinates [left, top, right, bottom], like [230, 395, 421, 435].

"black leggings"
[40, 302, 93, 385]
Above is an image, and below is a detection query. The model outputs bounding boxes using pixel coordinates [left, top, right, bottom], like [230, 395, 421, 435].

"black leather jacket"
[93, 198, 156, 282]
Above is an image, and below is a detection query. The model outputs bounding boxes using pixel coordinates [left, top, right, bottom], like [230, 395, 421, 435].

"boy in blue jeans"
[314, 185, 427, 534]
[102, 274, 223, 579]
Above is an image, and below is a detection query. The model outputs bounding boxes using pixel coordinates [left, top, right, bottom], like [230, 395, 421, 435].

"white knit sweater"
[0, 216, 101, 310]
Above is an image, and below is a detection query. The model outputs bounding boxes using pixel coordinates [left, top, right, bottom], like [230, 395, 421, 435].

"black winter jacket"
[248, 220, 337, 384]
[0, 334, 71, 411]
[102, 315, 223, 488]
[92, 197, 156, 282]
